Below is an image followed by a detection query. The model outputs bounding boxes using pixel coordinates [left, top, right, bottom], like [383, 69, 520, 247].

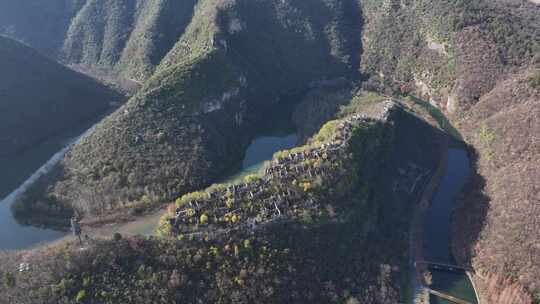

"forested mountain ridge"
[16, 0, 363, 222]
[0, 0, 538, 303]
[0, 0, 198, 90]
[0, 99, 447, 304]
[358, 0, 539, 302]
[0, 35, 121, 158]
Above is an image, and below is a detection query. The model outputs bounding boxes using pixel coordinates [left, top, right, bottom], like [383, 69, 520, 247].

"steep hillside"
[0, 1, 84, 58]
[3, 1, 539, 302]
[453, 68, 540, 304]
[0, 0, 198, 90]
[0, 35, 121, 159]
[18, 0, 364, 222]
[0, 0, 365, 92]
[360, 0, 539, 103]
[62, 0, 198, 83]
[0, 100, 447, 304]
[358, 0, 540, 301]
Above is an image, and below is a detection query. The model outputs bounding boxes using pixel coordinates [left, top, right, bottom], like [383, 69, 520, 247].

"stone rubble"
[166, 101, 397, 240]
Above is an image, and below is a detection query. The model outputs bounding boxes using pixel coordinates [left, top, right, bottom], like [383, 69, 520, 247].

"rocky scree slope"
[359, 0, 540, 301]
[0, 35, 121, 159]
[20, 0, 364, 222]
[0, 100, 447, 304]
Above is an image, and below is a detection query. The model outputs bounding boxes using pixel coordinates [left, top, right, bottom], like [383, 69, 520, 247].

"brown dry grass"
[474, 272, 533, 304]
[455, 68, 540, 301]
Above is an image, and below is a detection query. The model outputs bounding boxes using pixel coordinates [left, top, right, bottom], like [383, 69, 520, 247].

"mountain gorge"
[357, 0, 539, 301]
[14, 0, 364, 224]
[0, 0, 539, 303]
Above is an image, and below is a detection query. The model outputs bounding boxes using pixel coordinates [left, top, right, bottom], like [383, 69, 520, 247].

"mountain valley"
[0, 1, 538, 303]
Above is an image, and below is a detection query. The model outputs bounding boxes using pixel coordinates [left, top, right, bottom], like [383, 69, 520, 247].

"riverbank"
[0, 131, 298, 251]
[410, 135, 449, 303]
[410, 139, 481, 304]
[0, 120, 104, 251]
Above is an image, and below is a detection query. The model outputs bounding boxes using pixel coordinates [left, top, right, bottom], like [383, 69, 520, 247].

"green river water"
[0, 130, 297, 250]
[423, 148, 478, 304]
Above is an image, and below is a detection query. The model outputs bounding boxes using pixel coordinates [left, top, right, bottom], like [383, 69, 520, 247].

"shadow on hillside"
[259, 106, 449, 300]
[453, 146, 490, 268]
[11, 163, 73, 230]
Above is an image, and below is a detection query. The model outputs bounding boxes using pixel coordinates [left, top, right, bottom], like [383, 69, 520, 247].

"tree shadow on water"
[452, 145, 490, 269]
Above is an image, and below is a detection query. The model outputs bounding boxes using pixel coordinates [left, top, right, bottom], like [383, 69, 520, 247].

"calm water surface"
[0, 135, 75, 250]
[0, 131, 297, 249]
[221, 134, 298, 184]
[423, 148, 477, 304]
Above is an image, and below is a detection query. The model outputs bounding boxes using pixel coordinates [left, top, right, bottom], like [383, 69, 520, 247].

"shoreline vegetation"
[0, 0, 537, 301]
[0, 97, 448, 303]
[7, 92, 448, 235]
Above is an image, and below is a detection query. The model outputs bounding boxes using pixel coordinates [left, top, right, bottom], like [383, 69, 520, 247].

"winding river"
[0, 128, 98, 250]
[0, 128, 297, 250]
[123, 132, 299, 236]
[1, 114, 477, 303]
[423, 148, 478, 304]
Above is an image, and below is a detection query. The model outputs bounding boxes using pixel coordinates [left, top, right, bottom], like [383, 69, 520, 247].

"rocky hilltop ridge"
[0, 0, 538, 302]
[0, 98, 448, 303]
[159, 101, 397, 239]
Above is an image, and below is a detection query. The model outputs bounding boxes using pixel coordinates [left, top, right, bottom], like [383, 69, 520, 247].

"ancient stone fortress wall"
[161, 101, 397, 240]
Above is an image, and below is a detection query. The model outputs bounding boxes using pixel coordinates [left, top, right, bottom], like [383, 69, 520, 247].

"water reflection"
[423, 148, 477, 304]
[0, 130, 298, 250]
[222, 134, 298, 184]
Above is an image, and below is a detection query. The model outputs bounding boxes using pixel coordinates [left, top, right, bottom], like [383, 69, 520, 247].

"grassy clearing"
[478, 122, 495, 162]
[406, 95, 463, 140]
[339, 92, 388, 116]
[529, 69, 540, 89]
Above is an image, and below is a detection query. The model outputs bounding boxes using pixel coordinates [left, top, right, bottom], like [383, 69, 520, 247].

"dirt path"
[46, 210, 165, 248]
